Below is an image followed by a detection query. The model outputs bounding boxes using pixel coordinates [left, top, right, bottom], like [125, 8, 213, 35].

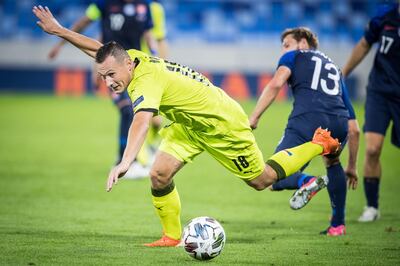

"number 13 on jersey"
[311, 56, 340, 96]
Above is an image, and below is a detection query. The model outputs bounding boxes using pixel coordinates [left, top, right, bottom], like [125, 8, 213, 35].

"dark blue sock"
[364, 177, 380, 209]
[297, 174, 314, 188]
[117, 105, 134, 163]
[272, 172, 313, 190]
[327, 163, 346, 227]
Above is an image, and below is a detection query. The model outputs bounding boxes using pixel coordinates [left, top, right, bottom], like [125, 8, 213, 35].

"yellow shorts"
[158, 123, 265, 181]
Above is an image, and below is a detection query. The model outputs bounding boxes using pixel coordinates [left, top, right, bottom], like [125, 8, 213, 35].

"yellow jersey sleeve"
[86, 3, 101, 21]
[127, 50, 164, 114]
[130, 72, 164, 114]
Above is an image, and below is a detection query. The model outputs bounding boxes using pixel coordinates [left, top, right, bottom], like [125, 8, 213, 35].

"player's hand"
[249, 115, 259, 130]
[345, 166, 358, 190]
[33, 5, 63, 35]
[106, 161, 130, 192]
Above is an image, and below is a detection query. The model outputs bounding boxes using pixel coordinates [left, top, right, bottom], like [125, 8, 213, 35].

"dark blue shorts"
[364, 91, 400, 147]
[275, 113, 348, 156]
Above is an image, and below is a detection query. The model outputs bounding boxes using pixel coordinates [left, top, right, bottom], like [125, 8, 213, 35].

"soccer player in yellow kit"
[33, 5, 340, 247]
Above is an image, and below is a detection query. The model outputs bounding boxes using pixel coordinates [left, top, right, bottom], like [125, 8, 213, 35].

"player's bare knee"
[246, 180, 267, 191]
[149, 169, 172, 189]
[366, 146, 381, 160]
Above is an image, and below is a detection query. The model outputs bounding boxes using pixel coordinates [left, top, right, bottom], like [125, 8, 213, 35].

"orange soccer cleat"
[143, 235, 181, 247]
[311, 127, 340, 155]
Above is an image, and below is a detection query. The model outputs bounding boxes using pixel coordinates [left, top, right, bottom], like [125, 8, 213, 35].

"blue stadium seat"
[0, 0, 388, 44]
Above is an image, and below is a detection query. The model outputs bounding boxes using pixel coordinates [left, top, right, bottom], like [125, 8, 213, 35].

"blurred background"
[0, 0, 395, 100]
[2, 2, 400, 264]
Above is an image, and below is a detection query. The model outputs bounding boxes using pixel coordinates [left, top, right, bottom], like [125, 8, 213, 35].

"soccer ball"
[182, 216, 226, 260]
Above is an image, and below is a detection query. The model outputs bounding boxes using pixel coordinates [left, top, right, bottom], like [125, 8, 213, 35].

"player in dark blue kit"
[342, 2, 400, 222]
[48, 0, 160, 177]
[250, 27, 360, 236]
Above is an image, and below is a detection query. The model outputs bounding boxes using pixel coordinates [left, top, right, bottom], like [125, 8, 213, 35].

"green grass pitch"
[0, 94, 399, 265]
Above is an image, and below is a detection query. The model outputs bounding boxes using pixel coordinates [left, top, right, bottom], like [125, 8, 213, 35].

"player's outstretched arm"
[48, 16, 93, 59]
[33, 5, 101, 59]
[106, 111, 154, 192]
[342, 37, 371, 77]
[249, 66, 291, 130]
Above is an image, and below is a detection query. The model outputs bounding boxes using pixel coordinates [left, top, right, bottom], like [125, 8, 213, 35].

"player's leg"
[359, 92, 390, 222]
[270, 124, 314, 191]
[248, 127, 339, 190]
[289, 115, 348, 211]
[145, 123, 203, 247]
[364, 132, 384, 178]
[319, 155, 347, 236]
[359, 132, 384, 222]
[207, 126, 339, 191]
[144, 151, 185, 247]
[271, 172, 306, 190]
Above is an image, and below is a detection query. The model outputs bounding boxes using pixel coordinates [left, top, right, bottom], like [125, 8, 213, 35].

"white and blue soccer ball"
[182, 216, 226, 260]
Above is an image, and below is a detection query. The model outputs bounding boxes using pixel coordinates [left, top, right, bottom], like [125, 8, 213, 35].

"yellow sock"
[267, 142, 323, 179]
[152, 184, 181, 240]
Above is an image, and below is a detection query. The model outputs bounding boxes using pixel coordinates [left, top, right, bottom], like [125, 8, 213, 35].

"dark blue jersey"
[92, 0, 153, 50]
[364, 3, 400, 97]
[278, 50, 353, 119]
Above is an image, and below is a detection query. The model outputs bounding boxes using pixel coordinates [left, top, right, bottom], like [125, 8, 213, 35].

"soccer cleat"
[320, 225, 346, 236]
[358, 206, 380, 222]
[311, 127, 340, 155]
[289, 175, 329, 210]
[143, 235, 181, 247]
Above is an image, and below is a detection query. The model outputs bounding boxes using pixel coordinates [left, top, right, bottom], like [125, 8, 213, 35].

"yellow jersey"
[126, 49, 250, 135]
